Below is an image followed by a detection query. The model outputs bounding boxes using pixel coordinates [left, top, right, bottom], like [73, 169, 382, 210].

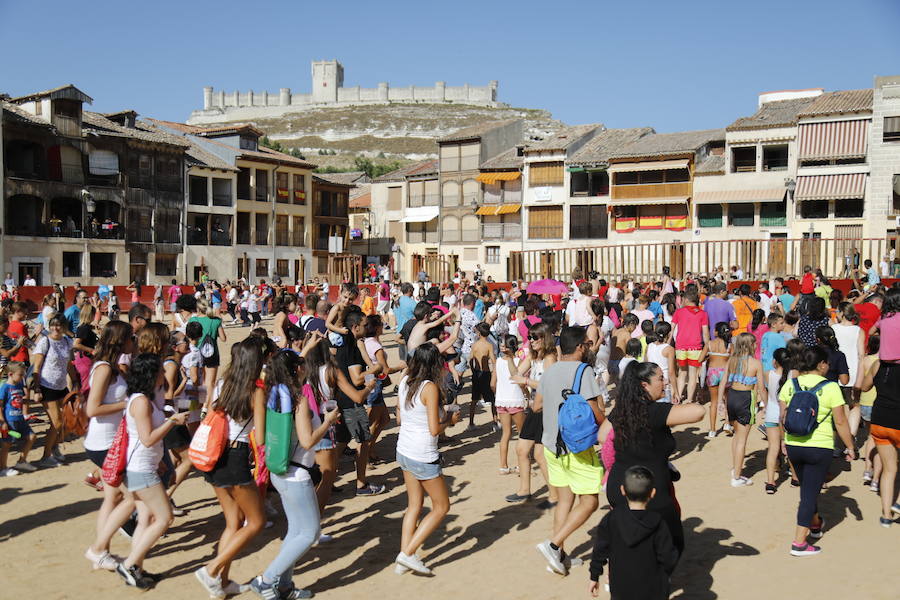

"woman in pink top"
[746, 309, 769, 360]
[876, 292, 900, 363]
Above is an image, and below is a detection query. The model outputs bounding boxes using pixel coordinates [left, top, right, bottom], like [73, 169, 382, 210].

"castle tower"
[311, 60, 344, 103]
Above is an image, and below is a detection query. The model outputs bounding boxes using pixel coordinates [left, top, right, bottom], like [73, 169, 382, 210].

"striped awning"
[476, 171, 521, 185]
[475, 204, 521, 216]
[694, 188, 785, 204]
[608, 159, 689, 173]
[609, 196, 689, 206]
[798, 120, 870, 160]
[795, 173, 867, 201]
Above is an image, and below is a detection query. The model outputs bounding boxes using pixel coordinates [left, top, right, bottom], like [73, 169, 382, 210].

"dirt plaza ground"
[1, 320, 895, 600]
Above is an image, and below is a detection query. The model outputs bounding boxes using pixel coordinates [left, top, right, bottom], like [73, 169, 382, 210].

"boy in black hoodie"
[589, 465, 679, 599]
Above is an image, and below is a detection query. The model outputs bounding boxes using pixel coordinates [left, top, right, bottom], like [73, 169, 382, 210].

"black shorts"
[471, 369, 495, 404]
[726, 389, 753, 425]
[203, 442, 253, 488]
[200, 352, 221, 368]
[40, 386, 68, 403]
[87, 448, 108, 468]
[338, 404, 372, 444]
[519, 410, 544, 442]
[163, 424, 192, 451]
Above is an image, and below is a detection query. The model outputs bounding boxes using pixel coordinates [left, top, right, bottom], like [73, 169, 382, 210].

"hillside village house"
[152, 121, 316, 284]
[3, 85, 189, 286]
[475, 147, 523, 279]
[310, 174, 351, 278]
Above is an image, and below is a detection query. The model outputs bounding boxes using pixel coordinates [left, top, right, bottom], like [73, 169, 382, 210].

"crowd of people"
[1, 262, 899, 599]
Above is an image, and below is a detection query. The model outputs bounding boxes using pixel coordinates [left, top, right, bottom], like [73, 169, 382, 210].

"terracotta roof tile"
[693, 154, 725, 176]
[798, 89, 873, 117]
[727, 97, 819, 131]
[1, 101, 54, 128]
[438, 119, 521, 143]
[372, 159, 438, 182]
[82, 111, 190, 148]
[349, 192, 371, 208]
[609, 128, 725, 161]
[480, 147, 523, 170]
[524, 123, 603, 152]
[567, 127, 655, 166]
[314, 171, 369, 185]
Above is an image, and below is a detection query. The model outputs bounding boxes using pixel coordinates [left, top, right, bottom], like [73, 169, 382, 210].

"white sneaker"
[222, 580, 250, 595]
[731, 476, 753, 487]
[536, 540, 567, 575]
[194, 566, 225, 598]
[2, 468, 20, 477]
[84, 547, 118, 571]
[707, 430, 717, 438]
[317, 534, 334, 544]
[14, 460, 36, 473]
[395, 552, 431, 575]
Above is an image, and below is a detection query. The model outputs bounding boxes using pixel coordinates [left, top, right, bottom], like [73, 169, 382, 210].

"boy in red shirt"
[798, 265, 816, 314]
[671, 289, 709, 403]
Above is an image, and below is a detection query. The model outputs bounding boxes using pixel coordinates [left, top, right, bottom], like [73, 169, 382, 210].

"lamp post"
[81, 189, 95, 281]
[362, 217, 372, 272]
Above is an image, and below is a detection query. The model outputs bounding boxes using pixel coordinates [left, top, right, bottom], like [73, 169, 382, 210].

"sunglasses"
[528, 335, 541, 341]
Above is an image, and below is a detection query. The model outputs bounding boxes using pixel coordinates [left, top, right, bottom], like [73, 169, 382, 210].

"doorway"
[18, 263, 43, 286]
[769, 234, 787, 277]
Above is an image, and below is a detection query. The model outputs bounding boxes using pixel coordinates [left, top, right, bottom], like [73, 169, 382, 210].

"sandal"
[765, 482, 776, 495]
[499, 467, 519, 475]
[790, 478, 800, 487]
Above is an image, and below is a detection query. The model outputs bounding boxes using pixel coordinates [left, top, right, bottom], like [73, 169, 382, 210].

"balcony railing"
[127, 229, 153, 243]
[611, 181, 691, 200]
[157, 175, 182, 193]
[236, 231, 251, 245]
[482, 222, 522, 240]
[212, 193, 232, 207]
[528, 226, 564, 240]
[255, 230, 268, 245]
[188, 230, 209, 245]
[210, 231, 232, 246]
[61, 164, 84, 184]
[275, 231, 290, 246]
[292, 231, 305, 247]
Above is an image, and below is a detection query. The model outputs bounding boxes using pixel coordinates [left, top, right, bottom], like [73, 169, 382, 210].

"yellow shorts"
[675, 348, 703, 367]
[543, 447, 603, 495]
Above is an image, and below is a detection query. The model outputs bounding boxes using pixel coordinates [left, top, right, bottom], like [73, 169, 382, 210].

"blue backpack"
[556, 363, 599, 456]
[783, 378, 832, 436]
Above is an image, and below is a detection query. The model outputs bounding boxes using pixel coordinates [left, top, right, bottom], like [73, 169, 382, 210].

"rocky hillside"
[210, 103, 564, 169]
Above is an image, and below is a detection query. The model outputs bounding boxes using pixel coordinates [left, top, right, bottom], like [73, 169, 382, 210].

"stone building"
[188, 60, 502, 125]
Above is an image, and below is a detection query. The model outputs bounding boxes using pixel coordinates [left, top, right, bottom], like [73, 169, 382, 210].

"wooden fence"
[509, 236, 899, 282]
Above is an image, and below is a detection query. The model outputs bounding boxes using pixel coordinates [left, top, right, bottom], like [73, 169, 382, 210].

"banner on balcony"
[277, 188, 289, 199]
[614, 216, 636, 233]
[350, 228, 363, 240]
[294, 190, 306, 201]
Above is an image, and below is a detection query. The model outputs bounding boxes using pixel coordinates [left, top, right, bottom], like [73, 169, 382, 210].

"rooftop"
[9, 84, 93, 105]
[349, 191, 371, 209]
[798, 89, 873, 117]
[437, 118, 521, 144]
[693, 154, 726, 176]
[567, 127, 655, 166]
[524, 123, 603, 153]
[726, 97, 819, 131]
[609, 128, 725, 161]
[82, 111, 190, 148]
[480, 147, 524, 170]
[1, 100, 54, 129]
[184, 141, 238, 172]
[313, 171, 369, 186]
[312, 174, 354, 189]
[373, 158, 439, 182]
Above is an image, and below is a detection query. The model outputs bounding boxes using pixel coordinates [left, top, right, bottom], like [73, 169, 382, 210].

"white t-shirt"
[83, 361, 127, 451]
[758, 293, 774, 317]
[765, 370, 782, 424]
[125, 392, 165, 473]
[565, 297, 592, 327]
[495, 357, 527, 409]
[35, 335, 73, 390]
[488, 304, 510, 336]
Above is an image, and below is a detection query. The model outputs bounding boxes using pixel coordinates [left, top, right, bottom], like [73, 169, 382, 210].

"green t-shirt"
[188, 316, 221, 346]
[779, 373, 845, 449]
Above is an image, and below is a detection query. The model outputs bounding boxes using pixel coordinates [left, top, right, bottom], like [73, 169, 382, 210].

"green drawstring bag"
[265, 386, 295, 475]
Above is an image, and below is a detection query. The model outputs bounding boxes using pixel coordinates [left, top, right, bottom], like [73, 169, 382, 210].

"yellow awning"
[495, 204, 521, 214]
[607, 159, 689, 173]
[476, 171, 521, 185]
[475, 205, 498, 215]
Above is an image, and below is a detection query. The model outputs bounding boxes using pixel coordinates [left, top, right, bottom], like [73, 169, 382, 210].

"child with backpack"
[779, 345, 856, 555]
[589, 465, 678, 599]
[251, 349, 339, 599]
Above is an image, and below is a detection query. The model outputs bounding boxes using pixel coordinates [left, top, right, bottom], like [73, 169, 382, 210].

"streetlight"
[362, 217, 372, 274]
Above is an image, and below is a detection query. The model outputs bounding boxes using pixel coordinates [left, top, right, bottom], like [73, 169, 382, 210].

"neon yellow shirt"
[779, 373, 845, 449]
[859, 354, 878, 407]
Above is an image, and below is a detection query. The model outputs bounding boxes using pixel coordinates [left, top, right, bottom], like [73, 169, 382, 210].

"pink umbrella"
[526, 278, 569, 295]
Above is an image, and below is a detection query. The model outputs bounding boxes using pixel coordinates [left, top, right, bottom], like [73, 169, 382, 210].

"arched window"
[441, 214, 460, 242]
[461, 214, 480, 241]
[442, 181, 459, 207]
[462, 179, 479, 207]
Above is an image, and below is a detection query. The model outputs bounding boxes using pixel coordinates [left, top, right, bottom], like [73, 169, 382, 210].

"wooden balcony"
[52, 114, 82, 137]
[611, 181, 691, 201]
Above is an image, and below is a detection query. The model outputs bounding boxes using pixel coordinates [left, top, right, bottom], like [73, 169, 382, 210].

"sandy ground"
[1, 320, 896, 600]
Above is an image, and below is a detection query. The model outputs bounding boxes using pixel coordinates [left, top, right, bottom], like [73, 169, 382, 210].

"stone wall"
[870, 76, 900, 232]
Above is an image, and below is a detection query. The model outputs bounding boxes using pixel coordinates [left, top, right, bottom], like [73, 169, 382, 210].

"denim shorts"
[314, 427, 336, 451]
[125, 470, 161, 492]
[860, 405, 873, 422]
[397, 451, 441, 481]
[366, 378, 386, 407]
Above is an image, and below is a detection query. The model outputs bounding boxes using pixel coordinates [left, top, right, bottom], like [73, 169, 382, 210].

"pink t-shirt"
[364, 337, 383, 363]
[631, 309, 655, 338]
[671, 306, 709, 350]
[877, 313, 900, 361]
[167, 286, 182, 304]
[748, 324, 769, 359]
[517, 315, 542, 340]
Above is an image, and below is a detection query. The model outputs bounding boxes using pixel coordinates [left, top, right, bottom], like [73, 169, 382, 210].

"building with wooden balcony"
[791, 89, 874, 242]
[605, 128, 725, 244]
[152, 120, 315, 284]
[473, 146, 523, 278]
[2, 85, 189, 285]
[311, 174, 351, 278]
[437, 119, 523, 274]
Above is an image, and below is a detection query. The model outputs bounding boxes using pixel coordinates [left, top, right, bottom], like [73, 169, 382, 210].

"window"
[762, 144, 788, 171]
[292, 216, 305, 246]
[240, 136, 257, 151]
[590, 171, 610, 195]
[156, 208, 181, 243]
[664, 169, 690, 183]
[529, 162, 564, 187]
[760, 201, 787, 227]
[255, 169, 268, 201]
[189, 175, 208, 205]
[640, 169, 664, 184]
[615, 171, 638, 185]
[210, 215, 232, 245]
[441, 181, 459, 207]
[406, 221, 438, 243]
[276, 172, 289, 203]
[569, 205, 608, 239]
[388, 186, 402, 211]
[528, 206, 563, 239]
[461, 213, 480, 241]
[731, 147, 757, 172]
[255, 259, 269, 278]
[255, 213, 268, 245]
[62, 252, 82, 277]
[276, 259, 289, 277]
[188, 213, 209, 245]
[884, 116, 900, 142]
[486, 246, 500, 264]
[293, 174, 306, 205]
[90, 252, 116, 277]
[439, 145, 460, 172]
[127, 207, 153, 242]
[894, 175, 900, 214]
[236, 212, 251, 244]
[460, 143, 480, 171]
[139, 154, 152, 176]
[155, 253, 177, 277]
[212, 178, 232, 206]
[570, 171, 589, 196]
[728, 203, 755, 227]
[237, 168, 252, 200]
[835, 199, 864, 218]
[698, 204, 723, 228]
[275, 215, 290, 245]
[800, 200, 829, 219]
[441, 215, 460, 242]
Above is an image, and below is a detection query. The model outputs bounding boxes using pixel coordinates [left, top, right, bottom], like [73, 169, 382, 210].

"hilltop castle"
[188, 60, 502, 125]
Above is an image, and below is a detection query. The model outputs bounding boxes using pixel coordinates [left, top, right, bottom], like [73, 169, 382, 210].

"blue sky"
[2, 0, 898, 133]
